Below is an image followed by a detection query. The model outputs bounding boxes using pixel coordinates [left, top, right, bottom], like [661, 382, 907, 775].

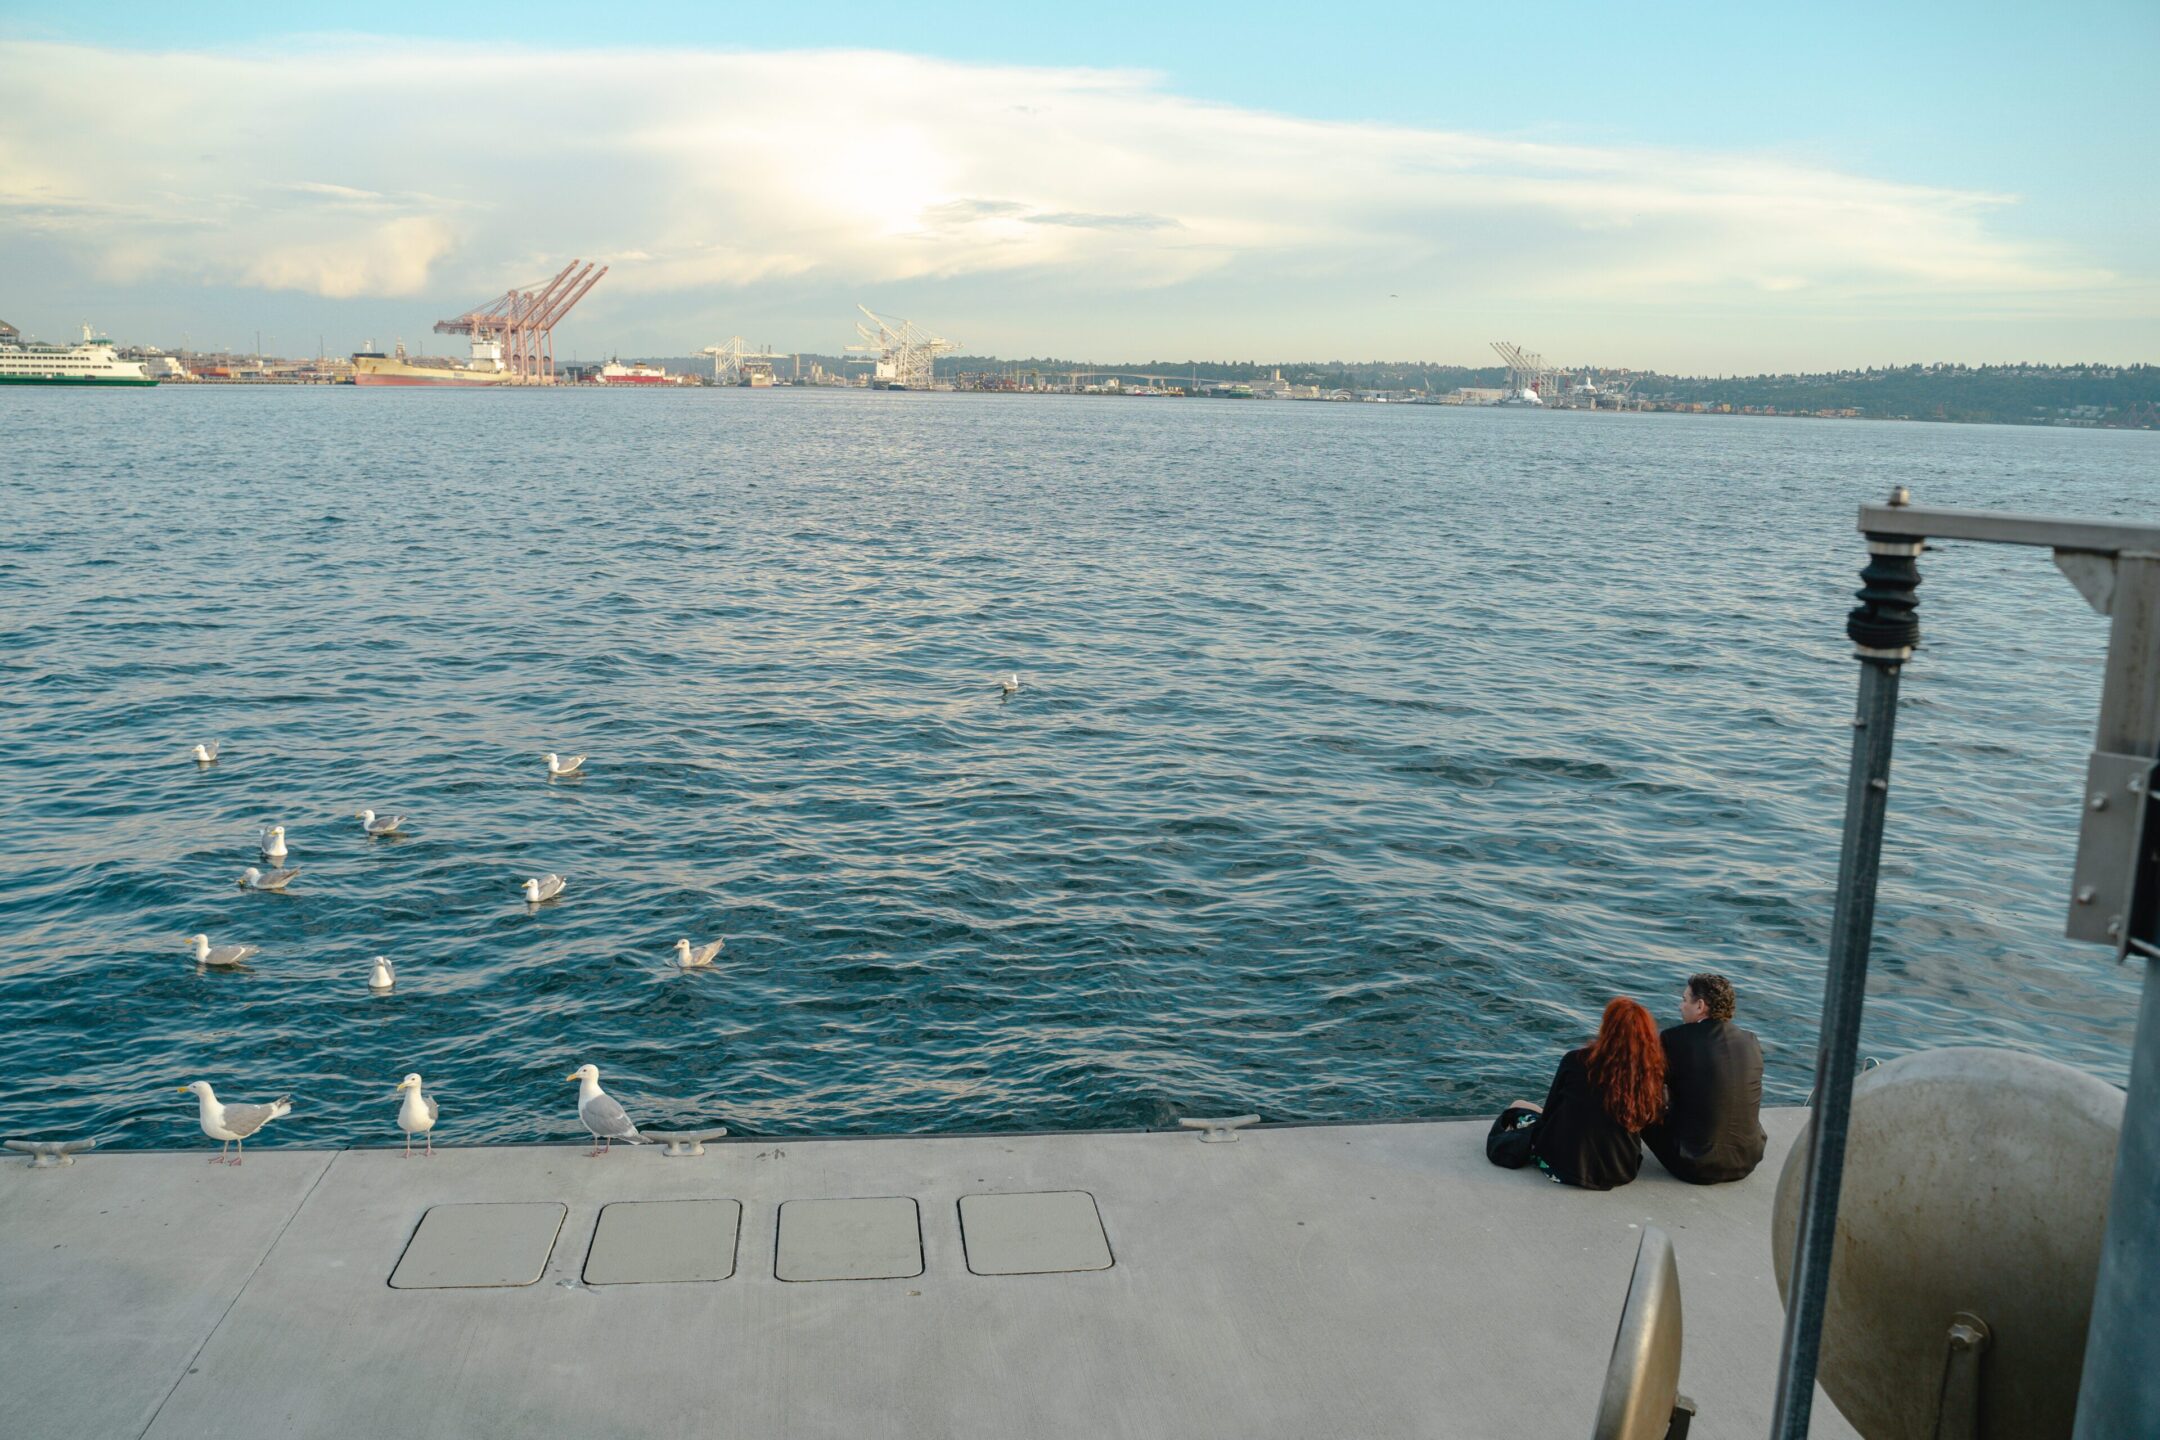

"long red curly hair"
[1585, 997, 1666, 1133]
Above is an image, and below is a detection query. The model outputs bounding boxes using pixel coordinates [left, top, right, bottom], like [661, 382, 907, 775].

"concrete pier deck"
[2, 1109, 1857, 1439]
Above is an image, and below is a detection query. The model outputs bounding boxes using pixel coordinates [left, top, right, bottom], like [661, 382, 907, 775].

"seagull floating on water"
[354, 809, 406, 837]
[187, 933, 258, 969]
[259, 825, 287, 862]
[1000, 673, 1021, 697]
[522, 874, 566, 904]
[567, 1062, 644, 1157]
[674, 938, 723, 969]
[190, 741, 220, 765]
[236, 865, 300, 892]
[179, 1081, 291, 1165]
[544, 752, 586, 777]
[368, 955, 396, 992]
[394, 1073, 439, 1158]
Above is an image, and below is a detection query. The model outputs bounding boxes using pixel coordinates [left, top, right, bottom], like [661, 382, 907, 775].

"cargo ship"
[0, 322, 157, 386]
[351, 338, 516, 387]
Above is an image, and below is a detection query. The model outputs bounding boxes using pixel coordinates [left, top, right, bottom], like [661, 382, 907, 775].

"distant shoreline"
[116, 378, 2158, 430]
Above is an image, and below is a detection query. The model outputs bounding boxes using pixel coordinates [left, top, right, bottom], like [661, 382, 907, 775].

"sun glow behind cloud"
[0, 37, 2137, 363]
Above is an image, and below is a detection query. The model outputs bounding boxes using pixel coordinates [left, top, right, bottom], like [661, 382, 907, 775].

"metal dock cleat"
[645, 1127, 729, 1157]
[1176, 1115, 1259, 1143]
[6, 1138, 97, 1169]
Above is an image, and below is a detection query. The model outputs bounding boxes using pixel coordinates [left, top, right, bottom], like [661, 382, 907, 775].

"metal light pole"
[1767, 495, 2160, 1439]
[1768, 490, 1924, 1440]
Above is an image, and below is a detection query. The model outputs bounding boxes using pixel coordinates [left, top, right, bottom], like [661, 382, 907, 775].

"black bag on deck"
[1486, 1105, 1541, 1169]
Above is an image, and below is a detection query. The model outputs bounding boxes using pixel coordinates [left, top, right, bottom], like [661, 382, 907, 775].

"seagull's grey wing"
[695, 941, 722, 966]
[263, 867, 300, 888]
[221, 1100, 283, 1138]
[208, 943, 259, 966]
[424, 1095, 440, 1124]
[580, 1093, 639, 1139]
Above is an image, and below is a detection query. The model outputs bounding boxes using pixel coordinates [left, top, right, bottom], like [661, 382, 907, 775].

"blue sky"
[3, 1, 2154, 369]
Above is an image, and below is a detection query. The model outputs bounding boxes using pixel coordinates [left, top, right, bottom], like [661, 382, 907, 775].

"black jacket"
[1530, 1048, 1643, 1191]
[1645, 1019, 1767, 1184]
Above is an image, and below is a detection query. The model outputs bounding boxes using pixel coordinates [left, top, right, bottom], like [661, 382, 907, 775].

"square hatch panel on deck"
[775, 1196, 923, 1281]
[583, 1199, 741, 1285]
[389, 1202, 566, 1289]
[959, 1191, 1113, 1275]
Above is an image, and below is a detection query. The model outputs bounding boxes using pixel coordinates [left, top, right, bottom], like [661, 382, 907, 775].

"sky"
[2, 2, 2156, 372]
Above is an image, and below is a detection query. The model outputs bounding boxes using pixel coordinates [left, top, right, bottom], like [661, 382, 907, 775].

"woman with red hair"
[1487, 997, 1667, 1191]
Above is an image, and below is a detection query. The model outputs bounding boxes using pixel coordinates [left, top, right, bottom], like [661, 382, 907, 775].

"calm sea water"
[0, 387, 2149, 1149]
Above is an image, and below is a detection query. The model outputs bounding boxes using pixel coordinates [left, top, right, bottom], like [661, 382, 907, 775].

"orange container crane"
[433, 260, 606, 385]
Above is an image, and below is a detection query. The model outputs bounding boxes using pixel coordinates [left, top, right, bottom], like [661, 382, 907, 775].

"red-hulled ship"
[593, 359, 674, 385]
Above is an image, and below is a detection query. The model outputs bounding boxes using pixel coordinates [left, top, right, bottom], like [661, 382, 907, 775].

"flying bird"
[566, 1063, 644, 1157]
[394, 1073, 439, 1158]
[544, 752, 586, 777]
[674, 938, 723, 970]
[179, 1081, 291, 1164]
[368, 955, 396, 992]
[236, 866, 300, 892]
[187, 933, 258, 969]
[190, 741, 220, 765]
[521, 874, 566, 904]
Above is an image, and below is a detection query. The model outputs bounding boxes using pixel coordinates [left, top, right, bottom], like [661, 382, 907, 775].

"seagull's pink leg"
[425, 1135, 434, 1158]
[232, 1139, 244, 1167]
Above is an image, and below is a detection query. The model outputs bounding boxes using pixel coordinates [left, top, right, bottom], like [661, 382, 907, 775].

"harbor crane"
[700, 337, 749, 383]
[700, 336, 785, 385]
[433, 259, 606, 384]
[847, 305, 957, 390]
[1490, 340, 1554, 403]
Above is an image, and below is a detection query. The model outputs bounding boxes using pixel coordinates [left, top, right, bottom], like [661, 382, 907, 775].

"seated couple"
[1487, 973, 1767, 1191]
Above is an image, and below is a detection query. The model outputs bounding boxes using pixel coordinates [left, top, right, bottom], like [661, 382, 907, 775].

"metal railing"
[1770, 490, 2160, 1438]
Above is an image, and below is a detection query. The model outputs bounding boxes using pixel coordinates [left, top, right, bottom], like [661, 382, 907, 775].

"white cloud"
[244, 216, 455, 298]
[0, 38, 2136, 360]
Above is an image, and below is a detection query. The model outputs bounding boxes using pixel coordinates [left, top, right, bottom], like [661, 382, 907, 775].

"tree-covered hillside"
[1636, 363, 2159, 426]
[632, 352, 2159, 427]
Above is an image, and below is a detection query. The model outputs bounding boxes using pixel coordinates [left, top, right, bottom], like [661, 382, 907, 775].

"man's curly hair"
[1687, 972, 1737, 1022]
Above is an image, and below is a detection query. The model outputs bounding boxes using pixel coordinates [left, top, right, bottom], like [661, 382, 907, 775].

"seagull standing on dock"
[187, 933, 258, 969]
[179, 1081, 291, 1164]
[522, 874, 566, 905]
[544, 752, 585, 777]
[259, 825, 287, 863]
[354, 809, 406, 837]
[368, 955, 396, 992]
[190, 741, 220, 765]
[394, 1073, 439, 1158]
[674, 938, 723, 969]
[566, 1063, 644, 1157]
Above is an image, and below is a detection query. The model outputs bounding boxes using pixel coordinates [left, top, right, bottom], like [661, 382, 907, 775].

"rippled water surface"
[2, 388, 2150, 1148]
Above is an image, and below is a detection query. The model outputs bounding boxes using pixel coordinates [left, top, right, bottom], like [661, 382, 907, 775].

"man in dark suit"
[1643, 972, 1767, 1184]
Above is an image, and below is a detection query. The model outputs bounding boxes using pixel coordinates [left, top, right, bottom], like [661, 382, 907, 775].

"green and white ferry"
[0, 321, 157, 385]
